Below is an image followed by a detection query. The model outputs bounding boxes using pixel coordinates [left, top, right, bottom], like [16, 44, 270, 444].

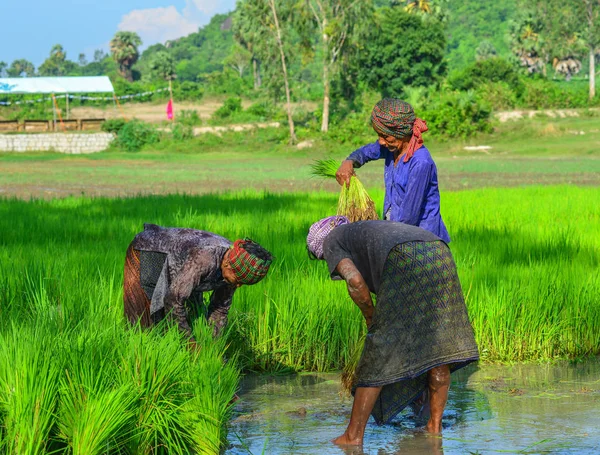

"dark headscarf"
[371, 98, 429, 163]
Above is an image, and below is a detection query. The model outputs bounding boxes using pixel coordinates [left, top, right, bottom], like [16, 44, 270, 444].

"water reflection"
[227, 359, 600, 455]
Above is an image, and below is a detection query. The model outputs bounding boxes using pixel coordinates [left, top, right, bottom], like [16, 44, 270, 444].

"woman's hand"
[364, 307, 374, 330]
[336, 160, 356, 186]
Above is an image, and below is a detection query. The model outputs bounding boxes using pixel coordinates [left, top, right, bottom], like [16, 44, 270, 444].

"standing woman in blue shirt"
[336, 98, 450, 243]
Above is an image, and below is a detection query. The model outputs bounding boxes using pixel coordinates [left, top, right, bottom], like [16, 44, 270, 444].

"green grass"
[1, 116, 600, 451]
[1, 115, 600, 199]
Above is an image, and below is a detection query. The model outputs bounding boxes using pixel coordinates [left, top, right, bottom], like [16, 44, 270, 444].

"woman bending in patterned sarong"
[124, 223, 273, 348]
[307, 217, 479, 446]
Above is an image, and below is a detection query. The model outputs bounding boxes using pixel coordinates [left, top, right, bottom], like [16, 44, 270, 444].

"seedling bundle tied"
[310, 159, 378, 222]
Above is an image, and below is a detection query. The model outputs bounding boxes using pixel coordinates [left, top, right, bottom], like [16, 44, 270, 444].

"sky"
[0, 0, 236, 67]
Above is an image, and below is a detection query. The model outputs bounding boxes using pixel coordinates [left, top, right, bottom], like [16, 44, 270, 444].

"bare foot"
[425, 420, 442, 434]
[332, 432, 362, 446]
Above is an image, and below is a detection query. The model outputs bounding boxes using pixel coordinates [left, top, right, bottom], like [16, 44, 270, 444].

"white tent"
[0, 76, 114, 94]
[0, 76, 115, 128]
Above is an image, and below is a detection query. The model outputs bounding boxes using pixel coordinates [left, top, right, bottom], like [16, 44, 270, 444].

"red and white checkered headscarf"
[226, 239, 272, 285]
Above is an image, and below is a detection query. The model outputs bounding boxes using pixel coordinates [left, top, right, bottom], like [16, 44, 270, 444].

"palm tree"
[405, 0, 431, 14]
[110, 31, 142, 81]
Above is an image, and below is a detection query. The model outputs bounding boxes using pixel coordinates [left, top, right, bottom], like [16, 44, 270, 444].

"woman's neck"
[393, 141, 411, 164]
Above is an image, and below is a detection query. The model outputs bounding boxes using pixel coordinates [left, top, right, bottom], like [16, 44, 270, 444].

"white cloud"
[117, 1, 236, 48]
[117, 6, 200, 46]
[185, 0, 222, 15]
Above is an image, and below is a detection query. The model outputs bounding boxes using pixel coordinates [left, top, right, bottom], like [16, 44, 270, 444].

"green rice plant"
[310, 159, 378, 222]
[0, 326, 60, 454]
[183, 322, 240, 455]
[0, 185, 599, 452]
[55, 326, 136, 454]
[119, 328, 194, 455]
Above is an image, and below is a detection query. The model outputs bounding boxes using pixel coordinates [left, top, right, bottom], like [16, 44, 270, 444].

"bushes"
[113, 120, 161, 152]
[474, 82, 518, 111]
[449, 58, 522, 92]
[101, 118, 127, 135]
[421, 91, 493, 138]
[213, 97, 243, 119]
[178, 109, 202, 126]
[211, 98, 282, 124]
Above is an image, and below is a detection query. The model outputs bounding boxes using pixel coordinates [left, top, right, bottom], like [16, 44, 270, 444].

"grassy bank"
[1, 115, 600, 199]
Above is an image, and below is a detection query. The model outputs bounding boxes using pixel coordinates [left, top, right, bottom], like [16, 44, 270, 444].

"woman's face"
[221, 257, 242, 287]
[377, 133, 405, 153]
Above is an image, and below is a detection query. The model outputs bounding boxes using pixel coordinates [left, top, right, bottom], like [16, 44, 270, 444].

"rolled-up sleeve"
[397, 161, 433, 226]
[347, 142, 384, 167]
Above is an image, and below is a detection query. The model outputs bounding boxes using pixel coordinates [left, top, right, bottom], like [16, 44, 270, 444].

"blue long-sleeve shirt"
[347, 142, 450, 243]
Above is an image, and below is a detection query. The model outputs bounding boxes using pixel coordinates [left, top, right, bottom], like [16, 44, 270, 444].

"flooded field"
[228, 360, 600, 454]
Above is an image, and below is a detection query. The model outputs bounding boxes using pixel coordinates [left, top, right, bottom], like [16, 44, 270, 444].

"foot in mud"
[332, 432, 362, 446]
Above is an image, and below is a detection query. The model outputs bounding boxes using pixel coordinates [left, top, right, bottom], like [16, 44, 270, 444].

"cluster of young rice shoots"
[310, 159, 378, 222]
[1, 186, 600, 451]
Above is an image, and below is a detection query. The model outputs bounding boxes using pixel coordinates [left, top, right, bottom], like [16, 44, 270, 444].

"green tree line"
[1, 0, 599, 141]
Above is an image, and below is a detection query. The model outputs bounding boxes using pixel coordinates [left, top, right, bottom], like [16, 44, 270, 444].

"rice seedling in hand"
[340, 332, 366, 396]
[310, 159, 378, 222]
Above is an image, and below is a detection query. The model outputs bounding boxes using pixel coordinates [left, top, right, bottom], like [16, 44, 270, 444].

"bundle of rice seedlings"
[340, 331, 366, 396]
[310, 159, 378, 222]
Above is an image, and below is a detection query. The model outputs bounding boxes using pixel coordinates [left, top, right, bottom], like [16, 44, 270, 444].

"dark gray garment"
[354, 241, 479, 424]
[322, 220, 442, 294]
[132, 223, 236, 338]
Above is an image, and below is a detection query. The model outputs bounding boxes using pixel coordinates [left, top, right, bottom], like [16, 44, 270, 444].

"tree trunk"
[590, 48, 596, 100]
[256, 59, 262, 88]
[321, 61, 330, 132]
[253, 58, 259, 90]
[269, 0, 297, 144]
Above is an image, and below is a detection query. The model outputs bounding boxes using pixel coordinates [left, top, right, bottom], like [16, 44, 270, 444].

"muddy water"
[227, 360, 600, 454]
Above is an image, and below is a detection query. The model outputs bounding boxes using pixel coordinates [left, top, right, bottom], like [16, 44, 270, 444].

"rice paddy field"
[0, 115, 599, 453]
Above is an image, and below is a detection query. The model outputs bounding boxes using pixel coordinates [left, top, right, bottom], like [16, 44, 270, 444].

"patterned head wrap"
[371, 98, 429, 163]
[226, 239, 273, 285]
[306, 216, 350, 260]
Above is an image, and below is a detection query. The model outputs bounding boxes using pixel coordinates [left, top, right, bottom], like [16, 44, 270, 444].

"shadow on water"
[226, 359, 600, 455]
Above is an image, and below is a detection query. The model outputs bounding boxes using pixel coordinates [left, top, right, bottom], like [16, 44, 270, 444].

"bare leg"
[425, 364, 450, 433]
[332, 386, 382, 446]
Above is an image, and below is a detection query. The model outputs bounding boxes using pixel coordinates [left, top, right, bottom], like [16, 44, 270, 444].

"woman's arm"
[336, 142, 385, 186]
[335, 258, 374, 328]
[163, 251, 212, 340]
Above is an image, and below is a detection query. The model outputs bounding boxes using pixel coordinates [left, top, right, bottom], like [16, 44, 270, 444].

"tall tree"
[223, 44, 252, 77]
[583, 0, 600, 98]
[233, 6, 263, 89]
[38, 44, 71, 76]
[6, 59, 35, 77]
[0, 61, 7, 77]
[149, 51, 177, 81]
[235, 0, 297, 143]
[78, 53, 88, 66]
[93, 49, 107, 63]
[355, 6, 447, 97]
[110, 31, 142, 81]
[521, 0, 599, 98]
[268, 0, 296, 142]
[303, 0, 373, 132]
[508, 9, 547, 75]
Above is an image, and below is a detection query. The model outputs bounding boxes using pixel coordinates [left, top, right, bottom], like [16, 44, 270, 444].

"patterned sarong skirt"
[354, 240, 479, 424]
